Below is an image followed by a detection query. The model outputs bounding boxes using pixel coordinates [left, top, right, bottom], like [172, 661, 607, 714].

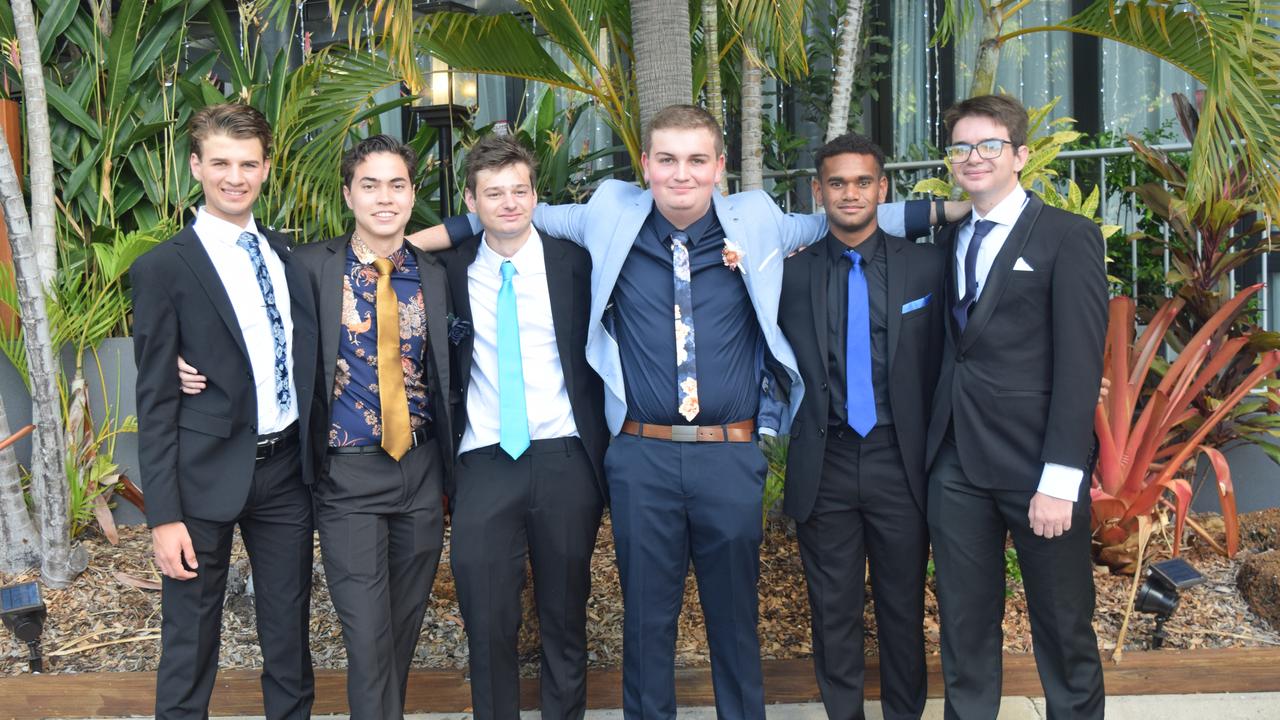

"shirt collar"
[825, 228, 882, 264]
[349, 232, 411, 266]
[651, 205, 717, 246]
[477, 226, 544, 277]
[193, 207, 261, 246]
[969, 184, 1028, 228]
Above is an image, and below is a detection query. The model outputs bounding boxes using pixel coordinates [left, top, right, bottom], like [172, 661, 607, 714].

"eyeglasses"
[945, 138, 1015, 164]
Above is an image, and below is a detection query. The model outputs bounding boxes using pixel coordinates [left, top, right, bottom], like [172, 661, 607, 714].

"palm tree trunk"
[631, 0, 694, 136]
[3, 0, 81, 587]
[0, 393, 40, 573]
[700, 0, 728, 194]
[825, 0, 866, 141]
[739, 41, 764, 192]
[968, 4, 1004, 97]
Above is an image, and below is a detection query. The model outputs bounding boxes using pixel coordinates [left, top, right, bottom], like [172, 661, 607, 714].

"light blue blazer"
[455, 179, 914, 436]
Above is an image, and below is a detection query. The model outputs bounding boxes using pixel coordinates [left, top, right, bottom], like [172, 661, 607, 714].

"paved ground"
[76, 692, 1279, 720]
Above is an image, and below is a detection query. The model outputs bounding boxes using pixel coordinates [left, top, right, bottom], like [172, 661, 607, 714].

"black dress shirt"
[825, 229, 894, 428]
[610, 207, 762, 425]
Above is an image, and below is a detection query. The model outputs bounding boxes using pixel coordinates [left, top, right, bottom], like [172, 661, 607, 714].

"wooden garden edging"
[1, 648, 1278, 718]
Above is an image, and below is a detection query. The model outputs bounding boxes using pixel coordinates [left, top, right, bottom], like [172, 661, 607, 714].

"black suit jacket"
[293, 234, 455, 485]
[132, 224, 322, 527]
[776, 231, 945, 522]
[924, 196, 1107, 491]
[440, 234, 608, 502]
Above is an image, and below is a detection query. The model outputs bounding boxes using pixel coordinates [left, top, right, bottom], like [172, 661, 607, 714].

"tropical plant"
[933, 0, 1280, 226]
[496, 89, 620, 206]
[633, 0, 694, 131]
[61, 356, 137, 542]
[761, 435, 787, 526]
[1092, 287, 1280, 573]
[0, 0, 81, 587]
[1124, 93, 1280, 463]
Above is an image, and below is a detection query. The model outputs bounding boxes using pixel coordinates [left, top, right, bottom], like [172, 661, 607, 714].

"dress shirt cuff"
[1036, 462, 1084, 501]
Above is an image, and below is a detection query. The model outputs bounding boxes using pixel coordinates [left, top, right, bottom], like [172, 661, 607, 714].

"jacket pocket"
[177, 407, 234, 438]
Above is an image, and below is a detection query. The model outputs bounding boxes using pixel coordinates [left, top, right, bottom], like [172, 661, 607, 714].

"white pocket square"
[1013, 257, 1035, 272]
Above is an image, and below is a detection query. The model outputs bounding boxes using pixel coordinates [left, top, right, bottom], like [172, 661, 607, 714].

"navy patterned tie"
[953, 219, 997, 332]
[671, 232, 699, 422]
[236, 231, 292, 412]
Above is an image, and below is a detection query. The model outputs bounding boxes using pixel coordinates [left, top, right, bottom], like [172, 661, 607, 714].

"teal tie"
[497, 260, 530, 459]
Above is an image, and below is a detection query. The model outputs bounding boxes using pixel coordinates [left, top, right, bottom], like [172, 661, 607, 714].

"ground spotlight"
[1135, 558, 1205, 649]
[1, 581, 47, 672]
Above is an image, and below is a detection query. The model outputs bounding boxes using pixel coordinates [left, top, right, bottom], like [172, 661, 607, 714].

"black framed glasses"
[945, 138, 1015, 164]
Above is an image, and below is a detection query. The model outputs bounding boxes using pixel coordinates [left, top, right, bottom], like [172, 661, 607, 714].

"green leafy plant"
[761, 435, 788, 526]
[60, 351, 137, 542]
[1092, 286, 1280, 573]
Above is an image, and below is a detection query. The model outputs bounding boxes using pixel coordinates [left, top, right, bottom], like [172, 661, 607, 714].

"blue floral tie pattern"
[671, 232, 699, 421]
[236, 231, 292, 413]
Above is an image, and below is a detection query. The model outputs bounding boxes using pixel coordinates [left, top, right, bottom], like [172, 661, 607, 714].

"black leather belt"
[256, 422, 299, 461]
[327, 424, 433, 456]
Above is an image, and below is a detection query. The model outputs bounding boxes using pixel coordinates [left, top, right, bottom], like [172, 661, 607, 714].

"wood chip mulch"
[3, 511, 1279, 677]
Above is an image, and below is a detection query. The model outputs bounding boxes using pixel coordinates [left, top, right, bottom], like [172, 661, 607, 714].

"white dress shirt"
[192, 208, 298, 433]
[458, 228, 578, 454]
[955, 186, 1083, 502]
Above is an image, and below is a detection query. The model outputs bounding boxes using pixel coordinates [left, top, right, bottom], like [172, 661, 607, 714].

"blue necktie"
[497, 260, 530, 459]
[236, 231, 292, 413]
[671, 232, 700, 422]
[844, 249, 875, 436]
[953, 219, 997, 332]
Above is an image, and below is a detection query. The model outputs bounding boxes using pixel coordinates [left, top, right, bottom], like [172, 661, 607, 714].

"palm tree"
[632, 0, 694, 133]
[825, 0, 868, 142]
[934, 0, 1280, 219]
[0, 0, 80, 587]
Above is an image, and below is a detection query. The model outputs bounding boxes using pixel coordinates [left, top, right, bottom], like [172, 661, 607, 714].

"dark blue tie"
[236, 231, 292, 412]
[953, 219, 997, 332]
[844, 249, 875, 436]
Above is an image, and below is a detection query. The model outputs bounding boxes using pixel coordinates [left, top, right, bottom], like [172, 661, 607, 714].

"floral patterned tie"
[671, 232, 700, 422]
[236, 231, 292, 413]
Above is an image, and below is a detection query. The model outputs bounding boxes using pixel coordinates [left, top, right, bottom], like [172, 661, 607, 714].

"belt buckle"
[670, 425, 698, 443]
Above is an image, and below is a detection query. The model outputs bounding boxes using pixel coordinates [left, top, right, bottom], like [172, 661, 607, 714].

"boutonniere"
[721, 239, 744, 273]
[447, 313, 472, 346]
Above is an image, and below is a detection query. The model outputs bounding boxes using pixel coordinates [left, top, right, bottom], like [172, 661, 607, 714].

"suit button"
[250, 424, 257, 433]
[957, 354, 966, 363]
[818, 428, 826, 436]
[821, 382, 829, 390]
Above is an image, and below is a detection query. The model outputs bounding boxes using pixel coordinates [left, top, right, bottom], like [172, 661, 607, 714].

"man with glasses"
[923, 95, 1107, 719]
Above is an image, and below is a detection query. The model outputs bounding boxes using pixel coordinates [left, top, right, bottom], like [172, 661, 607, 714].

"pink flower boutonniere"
[722, 239, 744, 273]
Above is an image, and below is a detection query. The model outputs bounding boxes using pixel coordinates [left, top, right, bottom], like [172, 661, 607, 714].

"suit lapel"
[885, 234, 907, 371]
[938, 223, 962, 346]
[415, 247, 451, 419]
[446, 237, 481, 404]
[543, 238, 578, 400]
[808, 244, 830, 368]
[318, 235, 348, 398]
[173, 227, 251, 363]
[960, 196, 1043, 353]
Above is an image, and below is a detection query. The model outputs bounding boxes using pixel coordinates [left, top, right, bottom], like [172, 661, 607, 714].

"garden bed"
[2, 512, 1278, 677]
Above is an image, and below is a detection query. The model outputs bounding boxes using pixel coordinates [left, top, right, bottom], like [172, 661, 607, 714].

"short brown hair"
[463, 134, 537, 193]
[189, 103, 273, 159]
[943, 94, 1029, 148]
[340, 135, 418, 188]
[643, 104, 724, 156]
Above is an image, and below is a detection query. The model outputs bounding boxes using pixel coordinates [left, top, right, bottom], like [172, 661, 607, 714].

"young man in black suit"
[132, 103, 321, 719]
[774, 133, 944, 720]
[924, 94, 1107, 719]
[442, 134, 608, 720]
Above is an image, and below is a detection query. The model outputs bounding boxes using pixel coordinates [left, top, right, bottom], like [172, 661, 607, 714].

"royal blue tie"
[236, 231, 292, 413]
[953, 219, 997, 332]
[844, 249, 875, 436]
[497, 260, 530, 459]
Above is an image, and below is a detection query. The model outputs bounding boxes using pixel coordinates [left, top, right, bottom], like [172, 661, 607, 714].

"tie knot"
[372, 257, 394, 276]
[971, 219, 997, 240]
[236, 231, 257, 251]
[843, 248, 863, 266]
[670, 231, 689, 248]
[500, 259, 516, 281]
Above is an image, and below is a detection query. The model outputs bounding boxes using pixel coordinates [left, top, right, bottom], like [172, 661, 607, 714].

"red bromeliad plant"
[1092, 284, 1280, 574]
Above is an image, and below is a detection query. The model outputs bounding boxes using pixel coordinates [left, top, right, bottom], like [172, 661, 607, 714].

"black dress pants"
[927, 440, 1104, 720]
[314, 439, 446, 720]
[450, 437, 603, 720]
[796, 425, 928, 720]
[155, 442, 315, 720]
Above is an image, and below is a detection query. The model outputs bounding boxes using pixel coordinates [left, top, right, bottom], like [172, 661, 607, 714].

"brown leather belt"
[620, 419, 755, 443]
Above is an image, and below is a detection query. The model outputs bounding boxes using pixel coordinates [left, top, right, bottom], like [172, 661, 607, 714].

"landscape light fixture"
[1, 581, 47, 672]
[1134, 557, 1205, 649]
